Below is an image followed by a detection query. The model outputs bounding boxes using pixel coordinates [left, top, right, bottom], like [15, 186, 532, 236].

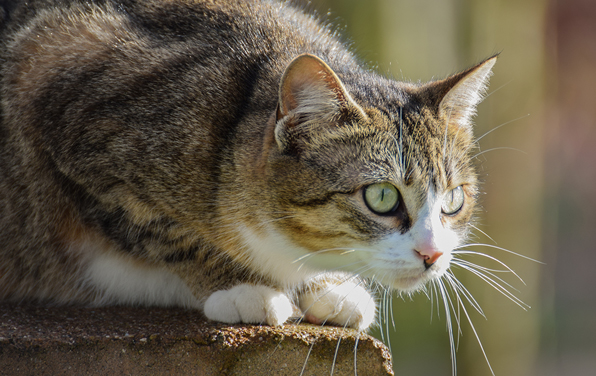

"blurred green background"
[306, 0, 596, 375]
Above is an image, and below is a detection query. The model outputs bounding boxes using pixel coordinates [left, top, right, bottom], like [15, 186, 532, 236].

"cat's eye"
[442, 186, 465, 215]
[363, 183, 400, 214]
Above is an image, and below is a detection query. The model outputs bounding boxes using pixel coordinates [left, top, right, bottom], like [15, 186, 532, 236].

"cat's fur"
[0, 0, 495, 331]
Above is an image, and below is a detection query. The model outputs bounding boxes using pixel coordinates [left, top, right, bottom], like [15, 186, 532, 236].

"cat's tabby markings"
[1, 0, 505, 371]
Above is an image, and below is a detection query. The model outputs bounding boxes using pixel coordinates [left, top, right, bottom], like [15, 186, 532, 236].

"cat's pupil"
[363, 183, 400, 215]
[441, 186, 465, 215]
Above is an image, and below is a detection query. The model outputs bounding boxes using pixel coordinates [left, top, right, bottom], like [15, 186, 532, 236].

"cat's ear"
[275, 54, 366, 150]
[277, 54, 363, 120]
[429, 55, 497, 132]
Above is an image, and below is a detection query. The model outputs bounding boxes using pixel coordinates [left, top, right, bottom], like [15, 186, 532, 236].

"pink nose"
[415, 247, 443, 268]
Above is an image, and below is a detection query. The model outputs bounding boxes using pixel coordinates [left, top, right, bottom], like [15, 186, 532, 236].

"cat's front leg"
[297, 273, 376, 331]
[203, 284, 294, 326]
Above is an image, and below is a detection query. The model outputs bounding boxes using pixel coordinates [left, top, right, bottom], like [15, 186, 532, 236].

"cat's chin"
[383, 269, 446, 293]
[389, 277, 430, 292]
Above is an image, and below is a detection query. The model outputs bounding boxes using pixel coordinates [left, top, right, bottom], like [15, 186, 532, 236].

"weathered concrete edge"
[0, 303, 393, 375]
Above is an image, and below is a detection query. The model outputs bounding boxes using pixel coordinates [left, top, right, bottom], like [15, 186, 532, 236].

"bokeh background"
[305, 0, 596, 375]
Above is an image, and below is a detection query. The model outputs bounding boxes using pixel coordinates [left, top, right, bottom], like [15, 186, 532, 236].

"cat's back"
[0, 0, 355, 162]
[0, 0, 359, 301]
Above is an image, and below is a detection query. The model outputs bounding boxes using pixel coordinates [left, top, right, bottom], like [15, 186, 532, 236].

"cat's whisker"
[456, 242, 543, 264]
[451, 260, 529, 310]
[331, 290, 377, 376]
[474, 113, 530, 144]
[291, 247, 369, 264]
[388, 133, 406, 180]
[353, 334, 360, 376]
[442, 276, 465, 353]
[399, 106, 404, 172]
[452, 250, 526, 284]
[471, 146, 527, 160]
[382, 288, 391, 352]
[298, 261, 371, 281]
[469, 224, 497, 244]
[444, 271, 485, 318]
[435, 279, 457, 376]
[452, 259, 527, 307]
[452, 252, 526, 291]
[442, 277, 464, 340]
[452, 281, 496, 376]
[420, 283, 431, 300]
[330, 336, 342, 376]
[429, 279, 438, 322]
[442, 108, 452, 165]
[429, 281, 435, 322]
[454, 257, 520, 276]
[482, 80, 511, 100]
[375, 288, 387, 345]
[299, 335, 317, 376]
[389, 291, 396, 331]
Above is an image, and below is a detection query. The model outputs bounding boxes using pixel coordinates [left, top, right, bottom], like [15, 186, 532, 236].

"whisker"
[482, 80, 511, 100]
[456, 243, 543, 264]
[474, 113, 530, 143]
[399, 106, 404, 172]
[442, 275, 464, 349]
[429, 281, 437, 322]
[436, 279, 457, 376]
[292, 247, 374, 264]
[469, 224, 497, 244]
[452, 250, 527, 284]
[299, 333, 317, 376]
[453, 258, 523, 282]
[294, 254, 369, 273]
[330, 336, 342, 376]
[333, 290, 376, 376]
[383, 288, 392, 354]
[457, 289, 496, 376]
[444, 271, 485, 318]
[389, 292, 396, 331]
[442, 107, 453, 164]
[472, 146, 527, 160]
[292, 248, 356, 263]
[377, 289, 387, 344]
[353, 334, 360, 376]
[451, 261, 529, 310]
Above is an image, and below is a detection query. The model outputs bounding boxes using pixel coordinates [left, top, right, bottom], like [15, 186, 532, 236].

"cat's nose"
[415, 247, 443, 269]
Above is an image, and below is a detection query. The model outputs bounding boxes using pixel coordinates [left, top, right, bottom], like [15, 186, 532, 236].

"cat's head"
[249, 54, 495, 292]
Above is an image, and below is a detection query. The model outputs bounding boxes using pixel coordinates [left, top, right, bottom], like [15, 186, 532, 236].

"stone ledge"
[0, 303, 393, 375]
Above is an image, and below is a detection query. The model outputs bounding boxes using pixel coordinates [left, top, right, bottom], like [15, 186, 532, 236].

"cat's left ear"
[275, 54, 366, 151]
[428, 55, 497, 132]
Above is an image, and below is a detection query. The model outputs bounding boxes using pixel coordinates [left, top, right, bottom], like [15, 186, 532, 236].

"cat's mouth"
[370, 260, 449, 292]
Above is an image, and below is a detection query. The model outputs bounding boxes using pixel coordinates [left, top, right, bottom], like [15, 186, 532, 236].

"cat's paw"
[203, 284, 293, 326]
[298, 275, 376, 331]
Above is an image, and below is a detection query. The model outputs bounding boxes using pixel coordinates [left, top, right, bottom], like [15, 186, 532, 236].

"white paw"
[298, 276, 376, 331]
[203, 284, 293, 326]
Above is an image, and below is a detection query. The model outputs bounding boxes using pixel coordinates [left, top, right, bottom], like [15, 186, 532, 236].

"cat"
[0, 0, 496, 337]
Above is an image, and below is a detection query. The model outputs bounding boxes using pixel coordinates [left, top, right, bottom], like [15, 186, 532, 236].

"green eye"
[364, 183, 400, 214]
[442, 186, 465, 215]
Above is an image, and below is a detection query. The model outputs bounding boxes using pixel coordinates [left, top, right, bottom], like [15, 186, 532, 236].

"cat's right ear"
[275, 54, 366, 152]
[425, 55, 497, 134]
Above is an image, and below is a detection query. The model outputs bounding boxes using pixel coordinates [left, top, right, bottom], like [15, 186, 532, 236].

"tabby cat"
[0, 0, 496, 336]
